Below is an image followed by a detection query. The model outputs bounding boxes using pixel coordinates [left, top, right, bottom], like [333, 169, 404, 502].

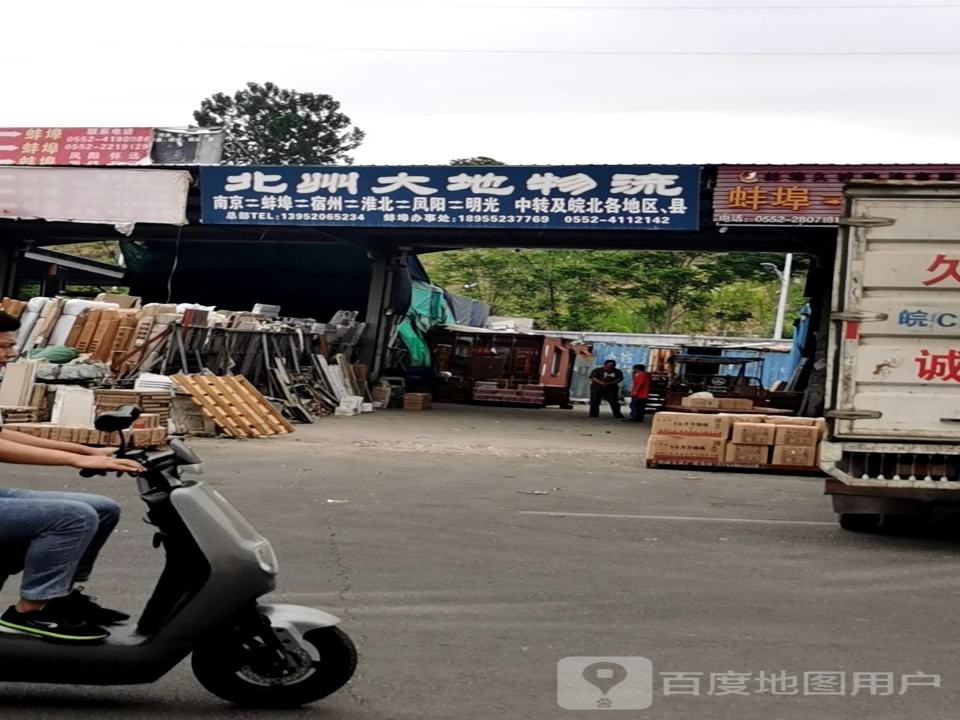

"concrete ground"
[0, 403, 958, 719]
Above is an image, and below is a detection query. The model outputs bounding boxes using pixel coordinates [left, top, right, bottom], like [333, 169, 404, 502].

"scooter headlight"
[254, 541, 279, 575]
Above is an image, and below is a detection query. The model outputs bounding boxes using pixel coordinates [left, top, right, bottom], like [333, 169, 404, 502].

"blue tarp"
[570, 341, 800, 399]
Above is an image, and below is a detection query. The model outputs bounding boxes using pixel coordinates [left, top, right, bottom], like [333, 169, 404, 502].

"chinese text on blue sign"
[200, 166, 700, 231]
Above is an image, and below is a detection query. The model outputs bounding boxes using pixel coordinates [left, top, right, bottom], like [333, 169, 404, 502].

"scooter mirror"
[94, 404, 142, 432]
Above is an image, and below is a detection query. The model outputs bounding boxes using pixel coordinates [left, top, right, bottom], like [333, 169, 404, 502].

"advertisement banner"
[201, 165, 700, 231]
[714, 165, 960, 226]
[0, 167, 190, 226]
[0, 128, 154, 166]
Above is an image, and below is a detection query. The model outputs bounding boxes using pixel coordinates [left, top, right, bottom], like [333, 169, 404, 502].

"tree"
[194, 82, 364, 164]
[425, 248, 809, 336]
[449, 156, 505, 166]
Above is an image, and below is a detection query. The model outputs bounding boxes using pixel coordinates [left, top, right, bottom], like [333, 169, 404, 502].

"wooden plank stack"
[171, 374, 294, 438]
[4, 423, 166, 448]
[95, 389, 172, 426]
[403, 393, 432, 411]
[0, 407, 41, 423]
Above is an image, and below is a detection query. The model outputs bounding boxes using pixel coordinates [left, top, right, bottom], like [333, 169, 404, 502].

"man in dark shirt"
[588, 359, 624, 418]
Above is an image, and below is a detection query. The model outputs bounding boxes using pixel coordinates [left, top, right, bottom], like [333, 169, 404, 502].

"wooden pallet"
[646, 458, 822, 475]
[171, 374, 293, 438]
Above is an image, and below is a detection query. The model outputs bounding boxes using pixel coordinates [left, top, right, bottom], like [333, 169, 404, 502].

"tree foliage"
[194, 82, 365, 165]
[449, 156, 505, 166]
[424, 249, 809, 337]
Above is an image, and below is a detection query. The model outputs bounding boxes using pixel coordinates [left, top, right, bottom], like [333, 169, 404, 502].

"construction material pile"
[0, 294, 387, 444]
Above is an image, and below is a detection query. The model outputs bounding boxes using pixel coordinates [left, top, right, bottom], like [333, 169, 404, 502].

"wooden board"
[64, 312, 88, 348]
[0, 360, 37, 407]
[171, 374, 293, 438]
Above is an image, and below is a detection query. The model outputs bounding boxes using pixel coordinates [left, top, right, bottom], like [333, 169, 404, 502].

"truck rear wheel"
[838, 513, 881, 532]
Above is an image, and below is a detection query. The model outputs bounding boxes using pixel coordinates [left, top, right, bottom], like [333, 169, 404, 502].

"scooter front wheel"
[192, 626, 357, 708]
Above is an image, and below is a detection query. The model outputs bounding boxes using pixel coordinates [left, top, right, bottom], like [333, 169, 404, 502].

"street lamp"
[761, 254, 793, 341]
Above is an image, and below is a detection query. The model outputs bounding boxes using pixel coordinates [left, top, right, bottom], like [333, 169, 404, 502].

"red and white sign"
[0, 167, 189, 226]
[714, 165, 960, 226]
[0, 128, 153, 166]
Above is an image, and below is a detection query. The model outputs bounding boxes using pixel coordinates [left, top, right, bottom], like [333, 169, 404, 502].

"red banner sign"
[714, 165, 960, 226]
[0, 127, 154, 166]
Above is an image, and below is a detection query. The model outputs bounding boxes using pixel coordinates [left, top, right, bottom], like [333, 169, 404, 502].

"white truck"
[822, 183, 960, 530]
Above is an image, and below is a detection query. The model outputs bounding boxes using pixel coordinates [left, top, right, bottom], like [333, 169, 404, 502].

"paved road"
[0, 404, 957, 719]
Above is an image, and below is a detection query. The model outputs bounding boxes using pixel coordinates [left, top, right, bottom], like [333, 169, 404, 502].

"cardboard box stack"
[771, 421, 823, 468]
[647, 413, 732, 465]
[647, 412, 825, 470]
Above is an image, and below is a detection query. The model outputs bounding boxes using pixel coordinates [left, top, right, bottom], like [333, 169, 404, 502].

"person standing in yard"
[589, 359, 624, 418]
[627, 364, 651, 422]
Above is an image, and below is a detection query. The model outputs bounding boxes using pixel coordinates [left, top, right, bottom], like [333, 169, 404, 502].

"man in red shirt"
[627, 364, 651, 422]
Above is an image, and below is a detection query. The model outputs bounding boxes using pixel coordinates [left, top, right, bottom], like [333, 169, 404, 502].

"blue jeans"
[0, 489, 120, 601]
[629, 397, 648, 421]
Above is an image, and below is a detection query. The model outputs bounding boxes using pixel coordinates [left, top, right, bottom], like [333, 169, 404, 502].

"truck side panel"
[832, 194, 960, 442]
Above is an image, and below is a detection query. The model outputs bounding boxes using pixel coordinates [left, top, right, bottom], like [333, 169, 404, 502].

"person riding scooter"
[0, 313, 144, 642]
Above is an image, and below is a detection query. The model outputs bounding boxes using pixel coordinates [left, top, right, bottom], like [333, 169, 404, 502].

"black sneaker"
[57, 589, 130, 625]
[0, 604, 109, 643]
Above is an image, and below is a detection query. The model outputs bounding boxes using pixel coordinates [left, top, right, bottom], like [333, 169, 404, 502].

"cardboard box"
[725, 444, 770, 465]
[731, 422, 777, 445]
[718, 413, 769, 424]
[772, 416, 827, 437]
[651, 412, 731, 438]
[773, 425, 821, 447]
[773, 417, 818, 427]
[718, 398, 755, 410]
[681, 396, 721, 409]
[647, 435, 726, 462]
[772, 445, 819, 467]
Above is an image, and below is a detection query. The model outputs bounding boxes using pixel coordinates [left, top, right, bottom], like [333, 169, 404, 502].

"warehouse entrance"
[0, 163, 844, 431]
[379, 240, 829, 418]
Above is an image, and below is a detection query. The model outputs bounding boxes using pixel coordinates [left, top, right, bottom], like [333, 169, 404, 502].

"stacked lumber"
[0, 406, 41, 423]
[171, 374, 294, 438]
[472, 382, 545, 406]
[4, 423, 166, 448]
[403, 393, 432, 411]
[95, 389, 172, 425]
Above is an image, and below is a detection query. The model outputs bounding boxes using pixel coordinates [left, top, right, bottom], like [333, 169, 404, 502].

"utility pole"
[761, 254, 794, 340]
[773, 253, 793, 340]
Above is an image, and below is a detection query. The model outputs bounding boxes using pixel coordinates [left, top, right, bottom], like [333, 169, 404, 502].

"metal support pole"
[40, 264, 64, 297]
[359, 250, 405, 380]
[0, 240, 19, 299]
[773, 253, 793, 340]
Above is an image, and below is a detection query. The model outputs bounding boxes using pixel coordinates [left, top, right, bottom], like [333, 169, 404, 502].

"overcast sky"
[3, 0, 959, 165]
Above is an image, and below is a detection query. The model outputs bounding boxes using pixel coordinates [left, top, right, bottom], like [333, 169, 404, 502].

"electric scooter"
[0, 405, 357, 707]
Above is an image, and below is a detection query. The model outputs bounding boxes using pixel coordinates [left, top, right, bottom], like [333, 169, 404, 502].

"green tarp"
[399, 281, 455, 367]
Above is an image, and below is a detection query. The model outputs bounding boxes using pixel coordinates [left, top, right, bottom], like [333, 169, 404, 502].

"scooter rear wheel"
[192, 626, 357, 708]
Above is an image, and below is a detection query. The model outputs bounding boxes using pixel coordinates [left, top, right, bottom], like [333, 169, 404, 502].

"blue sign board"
[200, 165, 700, 231]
